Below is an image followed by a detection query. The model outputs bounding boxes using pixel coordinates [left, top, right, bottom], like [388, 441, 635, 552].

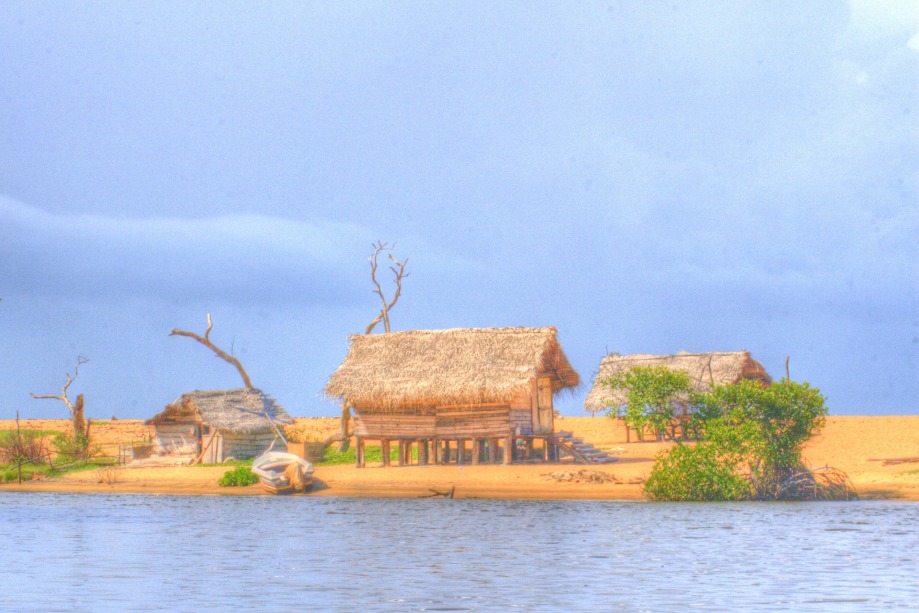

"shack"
[325, 327, 581, 466]
[583, 350, 773, 418]
[146, 388, 292, 463]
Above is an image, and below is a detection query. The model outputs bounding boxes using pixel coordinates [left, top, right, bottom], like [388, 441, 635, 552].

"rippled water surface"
[1, 494, 916, 611]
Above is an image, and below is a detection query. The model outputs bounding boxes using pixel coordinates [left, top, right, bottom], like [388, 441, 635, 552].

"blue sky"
[1, 1, 916, 419]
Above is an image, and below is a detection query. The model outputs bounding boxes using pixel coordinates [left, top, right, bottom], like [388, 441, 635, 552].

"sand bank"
[2, 416, 917, 501]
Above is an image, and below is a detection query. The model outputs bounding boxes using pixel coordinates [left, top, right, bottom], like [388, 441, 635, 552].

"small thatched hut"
[325, 327, 580, 466]
[146, 388, 292, 463]
[583, 351, 773, 415]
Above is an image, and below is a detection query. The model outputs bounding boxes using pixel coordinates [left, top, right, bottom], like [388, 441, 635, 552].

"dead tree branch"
[364, 241, 409, 334]
[31, 356, 92, 437]
[170, 313, 254, 389]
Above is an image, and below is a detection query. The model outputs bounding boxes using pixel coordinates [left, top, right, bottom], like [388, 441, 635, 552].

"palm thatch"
[147, 388, 292, 434]
[583, 351, 772, 414]
[325, 327, 579, 408]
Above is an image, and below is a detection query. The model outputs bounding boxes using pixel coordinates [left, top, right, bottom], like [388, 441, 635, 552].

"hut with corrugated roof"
[146, 388, 292, 463]
[584, 350, 772, 416]
[325, 327, 580, 466]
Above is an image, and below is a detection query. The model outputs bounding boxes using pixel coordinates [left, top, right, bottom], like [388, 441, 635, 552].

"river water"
[0, 493, 916, 611]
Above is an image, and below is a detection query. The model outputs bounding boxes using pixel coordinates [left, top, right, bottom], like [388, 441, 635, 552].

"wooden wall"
[152, 423, 198, 456]
[354, 404, 525, 438]
[220, 431, 275, 460]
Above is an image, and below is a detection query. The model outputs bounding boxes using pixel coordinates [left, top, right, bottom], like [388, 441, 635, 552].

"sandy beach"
[2, 415, 917, 500]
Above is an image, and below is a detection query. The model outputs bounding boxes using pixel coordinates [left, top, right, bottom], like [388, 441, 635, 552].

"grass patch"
[318, 444, 417, 465]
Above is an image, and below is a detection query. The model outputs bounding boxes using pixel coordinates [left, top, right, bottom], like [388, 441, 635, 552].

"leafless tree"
[170, 313, 253, 388]
[31, 355, 91, 438]
[364, 241, 409, 334]
[334, 241, 410, 452]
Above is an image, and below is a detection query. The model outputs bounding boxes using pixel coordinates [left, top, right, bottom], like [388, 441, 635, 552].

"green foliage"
[218, 466, 259, 487]
[2, 462, 48, 482]
[52, 432, 100, 463]
[0, 429, 50, 465]
[645, 379, 829, 501]
[644, 443, 753, 501]
[603, 366, 694, 439]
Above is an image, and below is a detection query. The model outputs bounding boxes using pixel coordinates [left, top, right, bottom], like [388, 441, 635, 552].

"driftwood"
[868, 457, 919, 466]
[420, 486, 455, 499]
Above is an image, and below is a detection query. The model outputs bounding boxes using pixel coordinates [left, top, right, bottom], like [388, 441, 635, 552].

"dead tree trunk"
[31, 356, 91, 439]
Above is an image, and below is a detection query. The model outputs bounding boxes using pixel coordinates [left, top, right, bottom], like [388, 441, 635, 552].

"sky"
[1, 1, 917, 420]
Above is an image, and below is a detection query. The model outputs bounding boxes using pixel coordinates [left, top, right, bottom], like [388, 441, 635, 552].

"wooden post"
[471, 438, 480, 465]
[432, 438, 440, 464]
[356, 438, 365, 468]
[488, 438, 499, 464]
[419, 440, 428, 466]
[382, 439, 390, 467]
[457, 439, 465, 465]
[443, 440, 451, 464]
[503, 436, 513, 465]
[525, 438, 533, 461]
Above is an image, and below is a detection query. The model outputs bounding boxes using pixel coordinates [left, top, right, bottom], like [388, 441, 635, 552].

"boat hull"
[251, 451, 314, 495]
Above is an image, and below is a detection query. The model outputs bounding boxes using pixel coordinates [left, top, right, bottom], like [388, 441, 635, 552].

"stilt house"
[325, 327, 581, 466]
[146, 388, 292, 463]
[583, 350, 773, 416]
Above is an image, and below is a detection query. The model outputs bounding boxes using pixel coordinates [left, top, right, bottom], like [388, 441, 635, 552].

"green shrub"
[644, 379, 831, 501]
[218, 466, 259, 487]
[644, 442, 753, 501]
[52, 432, 100, 463]
[603, 366, 694, 440]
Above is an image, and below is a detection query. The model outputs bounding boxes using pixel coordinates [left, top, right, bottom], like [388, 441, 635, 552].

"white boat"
[251, 451, 314, 495]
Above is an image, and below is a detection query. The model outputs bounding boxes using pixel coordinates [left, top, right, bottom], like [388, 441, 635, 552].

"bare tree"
[170, 313, 253, 388]
[334, 241, 410, 453]
[31, 355, 91, 439]
[364, 241, 409, 334]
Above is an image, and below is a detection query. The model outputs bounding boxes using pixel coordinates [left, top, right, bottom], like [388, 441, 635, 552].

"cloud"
[0, 197, 369, 305]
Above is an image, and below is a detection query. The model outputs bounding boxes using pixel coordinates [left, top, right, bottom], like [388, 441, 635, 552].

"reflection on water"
[0, 494, 916, 611]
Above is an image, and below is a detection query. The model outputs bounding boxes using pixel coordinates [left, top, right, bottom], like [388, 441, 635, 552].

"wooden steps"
[550, 431, 618, 464]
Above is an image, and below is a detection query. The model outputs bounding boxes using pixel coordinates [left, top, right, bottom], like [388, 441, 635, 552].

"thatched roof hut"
[325, 327, 580, 464]
[583, 351, 772, 414]
[146, 389, 292, 462]
[325, 326, 579, 408]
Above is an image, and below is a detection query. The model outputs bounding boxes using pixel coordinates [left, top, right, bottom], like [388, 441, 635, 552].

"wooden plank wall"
[221, 431, 276, 460]
[354, 406, 518, 438]
[152, 424, 197, 456]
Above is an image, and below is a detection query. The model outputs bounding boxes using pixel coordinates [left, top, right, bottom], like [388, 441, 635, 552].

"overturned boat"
[251, 451, 314, 495]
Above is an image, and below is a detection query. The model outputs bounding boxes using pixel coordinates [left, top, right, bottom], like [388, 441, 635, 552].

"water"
[0, 494, 916, 611]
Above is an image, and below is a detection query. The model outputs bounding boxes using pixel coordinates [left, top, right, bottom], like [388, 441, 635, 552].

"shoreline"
[2, 415, 917, 501]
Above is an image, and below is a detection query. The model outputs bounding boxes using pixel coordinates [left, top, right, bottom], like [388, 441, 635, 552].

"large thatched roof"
[325, 327, 580, 407]
[147, 388, 293, 434]
[583, 351, 772, 414]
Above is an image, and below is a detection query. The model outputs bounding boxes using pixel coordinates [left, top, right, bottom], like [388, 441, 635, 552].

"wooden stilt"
[488, 438, 499, 464]
[356, 439, 365, 468]
[471, 438, 480, 465]
[503, 436, 513, 465]
[525, 438, 533, 461]
[419, 439, 428, 466]
[381, 439, 390, 467]
[457, 439, 465, 465]
[397, 440, 405, 466]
